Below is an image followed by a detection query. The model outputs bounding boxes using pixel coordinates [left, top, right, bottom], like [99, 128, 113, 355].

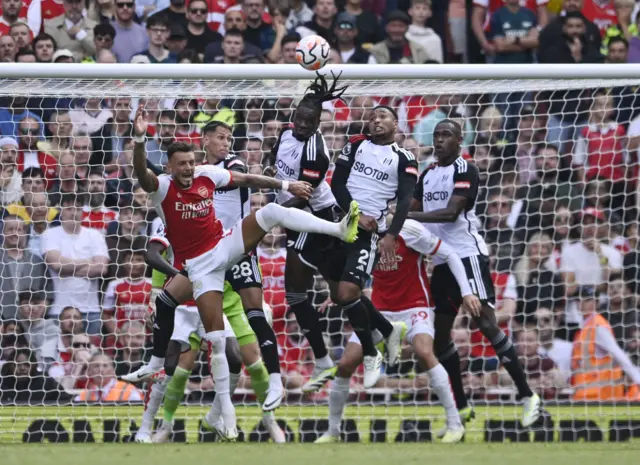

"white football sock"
[206, 371, 240, 425]
[204, 331, 235, 428]
[256, 203, 343, 239]
[139, 376, 171, 435]
[428, 364, 462, 428]
[148, 355, 165, 369]
[316, 355, 334, 370]
[328, 376, 350, 436]
[269, 373, 284, 390]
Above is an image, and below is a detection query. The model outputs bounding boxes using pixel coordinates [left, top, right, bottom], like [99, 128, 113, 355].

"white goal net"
[0, 64, 639, 444]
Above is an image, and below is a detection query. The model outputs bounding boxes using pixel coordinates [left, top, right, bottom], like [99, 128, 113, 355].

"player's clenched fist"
[289, 181, 313, 199]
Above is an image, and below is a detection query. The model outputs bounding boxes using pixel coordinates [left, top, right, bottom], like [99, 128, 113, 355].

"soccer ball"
[296, 35, 331, 71]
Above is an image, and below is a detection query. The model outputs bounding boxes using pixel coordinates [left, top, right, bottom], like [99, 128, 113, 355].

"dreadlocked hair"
[298, 71, 348, 117]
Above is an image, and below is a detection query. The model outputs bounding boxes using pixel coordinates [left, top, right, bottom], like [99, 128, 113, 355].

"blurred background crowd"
[0, 0, 639, 406]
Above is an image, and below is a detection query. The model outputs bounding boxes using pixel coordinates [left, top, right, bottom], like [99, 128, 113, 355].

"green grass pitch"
[2, 443, 640, 465]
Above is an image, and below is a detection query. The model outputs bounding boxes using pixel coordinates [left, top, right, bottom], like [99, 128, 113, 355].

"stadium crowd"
[0, 0, 639, 406]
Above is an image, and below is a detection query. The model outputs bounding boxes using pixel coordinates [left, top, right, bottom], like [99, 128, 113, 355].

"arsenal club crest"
[198, 186, 208, 198]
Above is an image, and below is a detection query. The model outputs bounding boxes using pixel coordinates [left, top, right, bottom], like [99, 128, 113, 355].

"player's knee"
[336, 358, 357, 378]
[473, 313, 498, 338]
[335, 285, 361, 305]
[255, 202, 280, 230]
[414, 338, 437, 369]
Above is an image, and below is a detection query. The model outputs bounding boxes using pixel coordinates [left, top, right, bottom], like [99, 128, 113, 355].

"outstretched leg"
[243, 201, 360, 253]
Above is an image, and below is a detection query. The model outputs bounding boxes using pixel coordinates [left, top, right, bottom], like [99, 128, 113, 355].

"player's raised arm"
[132, 106, 159, 193]
[230, 171, 313, 199]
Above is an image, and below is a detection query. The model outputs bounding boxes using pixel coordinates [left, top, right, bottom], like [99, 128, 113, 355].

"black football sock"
[437, 341, 468, 410]
[343, 299, 376, 357]
[492, 331, 534, 398]
[246, 308, 281, 374]
[286, 292, 329, 360]
[153, 290, 178, 358]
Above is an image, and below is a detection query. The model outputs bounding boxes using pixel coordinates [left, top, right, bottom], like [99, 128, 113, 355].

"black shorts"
[224, 254, 263, 290]
[286, 206, 338, 269]
[325, 230, 379, 289]
[431, 254, 495, 315]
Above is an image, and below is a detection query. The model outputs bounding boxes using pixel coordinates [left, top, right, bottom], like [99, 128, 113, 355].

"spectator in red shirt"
[16, 117, 58, 187]
[574, 89, 630, 213]
[102, 247, 151, 336]
[0, 0, 22, 36]
[82, 169, 118, 234]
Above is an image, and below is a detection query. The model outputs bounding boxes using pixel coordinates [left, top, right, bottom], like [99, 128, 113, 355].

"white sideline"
[2, 63, 640, 80]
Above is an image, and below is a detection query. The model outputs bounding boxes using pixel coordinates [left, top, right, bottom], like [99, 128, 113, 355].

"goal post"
[0, 64, 639, 445]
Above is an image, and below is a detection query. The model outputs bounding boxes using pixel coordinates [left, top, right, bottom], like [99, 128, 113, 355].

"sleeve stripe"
[391, 143, 415, 161]
[430, 239, 442, 256]
[309, 133, 316, 161]
[149, 236, 170, 247]
[454, 157, 467, 173]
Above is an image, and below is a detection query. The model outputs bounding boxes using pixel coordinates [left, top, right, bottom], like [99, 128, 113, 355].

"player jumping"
[128, 107, 361, 439]
[263, 74, 405, 391]
[200, 120, 285, 410]
[326, 105, 419, 388]
[315, 219, 481, 444]
[134, 220, 284, 443]
[408, 119, 541, 428]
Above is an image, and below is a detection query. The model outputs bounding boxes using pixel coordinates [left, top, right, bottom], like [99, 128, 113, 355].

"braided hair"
[296, 71, 348, 122]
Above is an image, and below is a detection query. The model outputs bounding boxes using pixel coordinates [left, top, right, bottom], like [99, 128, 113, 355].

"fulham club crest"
[198, 186, 208, 198]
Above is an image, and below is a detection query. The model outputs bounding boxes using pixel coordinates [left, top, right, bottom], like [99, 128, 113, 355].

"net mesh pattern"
[0, 73, 639, 444]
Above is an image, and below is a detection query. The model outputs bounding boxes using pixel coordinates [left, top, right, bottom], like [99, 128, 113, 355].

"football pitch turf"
[2, 443, 640, 465]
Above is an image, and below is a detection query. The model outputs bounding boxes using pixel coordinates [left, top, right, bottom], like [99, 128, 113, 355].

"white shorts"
[184, 224, 245, 300]
[171, 305, 234, 346]
[348, 307, 435, 346]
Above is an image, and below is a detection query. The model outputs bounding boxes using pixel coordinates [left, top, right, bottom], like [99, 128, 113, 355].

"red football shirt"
[82, 206, 118, 234]
[40, 0, 65, 20]
[205, 0, 236, 32]
[103, 278, 153, 328]
[0, 0, 41, 35]
[372, 235, 435, 312]
[151, 165, 232, 263]
[576, 122, 627, 182]
[258, 247, 287, 337]
[581, 0, 618, 35]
